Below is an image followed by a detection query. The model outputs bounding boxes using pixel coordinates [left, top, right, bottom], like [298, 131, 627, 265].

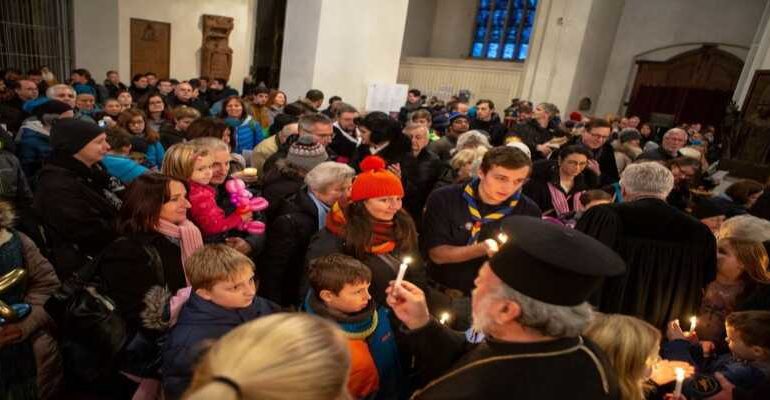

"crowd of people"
[0, 66, 769, 400]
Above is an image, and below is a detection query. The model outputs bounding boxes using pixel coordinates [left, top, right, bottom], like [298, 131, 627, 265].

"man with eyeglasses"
[637, 128, 688, 162]
[566, 118, 619, 187]
[422, 146, 541, 331]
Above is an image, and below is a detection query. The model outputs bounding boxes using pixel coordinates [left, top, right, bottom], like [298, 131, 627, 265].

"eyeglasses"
[563, 160, 588, 167]
[587, 132, 610, 141]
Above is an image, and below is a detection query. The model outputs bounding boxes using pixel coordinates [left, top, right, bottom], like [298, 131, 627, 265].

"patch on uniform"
[684, 374, 721, 399]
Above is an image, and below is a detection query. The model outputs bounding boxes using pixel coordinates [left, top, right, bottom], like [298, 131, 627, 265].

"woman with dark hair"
[664, 156, 702, 211]
[710, 179, 765, 218]
[218, 96, 263, 157]
[137, 93, 168, 132]
[266, 89, 287, 126]
[350, 111, 411, 171]
[117, 108, 165, 169]
[523, 145, 592, 222]
[306, 156, 425, 306]
[128, 73, 150, 101]
[98, 173, 203, 384]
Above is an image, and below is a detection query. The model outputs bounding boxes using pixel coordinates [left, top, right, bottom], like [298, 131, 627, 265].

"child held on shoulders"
[305, 254, 404, 400]
[161, 143, 252, 240]
[162, 244, 279, 400]
[663, 311, 770, 395]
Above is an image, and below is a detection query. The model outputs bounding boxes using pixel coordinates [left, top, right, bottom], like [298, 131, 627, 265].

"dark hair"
[306, 89, 324, 102]
[328, 96, 342, 105]
[106, 70, 118, 76]
[218, 96, 249, 120]
[559, 145, 593, 161]
[145, 72, 157, 78]
[342, 202, 418, 261]
[476, 99, 495, 109]
[480, 146, 533, 173]
[72, 68, 92, 80]
[213, 78, 227, 86]
[117, 173, 181, 234]
[105, 126, 133, 149]
[254, 86, 270, 95]
[308, 254, 372, 295]
[359, 112, 401, 145]
[666, 157, 701, 172]
[580, 189, 612, 206]
[157, 78, 172, 85]
[137, 93, 167, 119]
[117, 108, 161, 143]
[198, 76, 210, 82]
[132, 73, 146, 83]
[726, 311, 770, 350]
[725, 180, 765, 206]
[586, 118, 612, 131]
[187, 117, 230, 141]
[408, 89, 421, 97]
[334, 103, 358, 118]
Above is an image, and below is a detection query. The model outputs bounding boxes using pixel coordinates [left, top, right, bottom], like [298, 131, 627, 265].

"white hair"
[190, 137, 230, 153]
[620, 162, 674, 198]
[456, 130, 491, 151]
[305, 161, 355, 192]
[663, 128, 687, 140]
[478, 282, 593, 338]
[718, 215, 770, 242]
[45, 83, 75, 98]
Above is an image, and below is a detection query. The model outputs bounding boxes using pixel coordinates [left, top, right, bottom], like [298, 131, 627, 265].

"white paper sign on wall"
[365, 83, 409, 113]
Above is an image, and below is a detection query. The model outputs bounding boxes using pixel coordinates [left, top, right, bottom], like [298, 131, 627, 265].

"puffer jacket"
[17, 118, 51, 179]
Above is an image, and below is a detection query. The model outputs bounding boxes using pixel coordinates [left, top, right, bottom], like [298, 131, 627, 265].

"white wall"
[595, 0, 766, 116]
[73, 0, 119, 81]
[281, 0, 409, 109]
[429, 0, 476, 58]
[401, 0, 436, 58]
[734, 1, 770, 108]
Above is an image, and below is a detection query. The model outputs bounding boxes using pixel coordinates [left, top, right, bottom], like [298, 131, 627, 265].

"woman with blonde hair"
[585, 314, 662, 400]
[184, 313, 350, 400]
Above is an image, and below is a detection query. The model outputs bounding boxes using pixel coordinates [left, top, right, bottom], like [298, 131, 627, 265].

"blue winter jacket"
[102, 154, 149, 184]
[161, 292, 279, 400]
[17, 119, 51, 179]
[225, 115, 263, 156]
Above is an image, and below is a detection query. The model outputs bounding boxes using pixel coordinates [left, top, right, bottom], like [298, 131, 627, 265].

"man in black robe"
[386, 216, 625, 399]
[577, 161, 717, 330]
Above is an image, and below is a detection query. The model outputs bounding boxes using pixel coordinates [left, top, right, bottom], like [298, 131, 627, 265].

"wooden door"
[130, 19, 170, 79]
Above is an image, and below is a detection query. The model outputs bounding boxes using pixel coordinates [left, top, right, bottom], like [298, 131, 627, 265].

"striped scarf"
[463, 178, 520, 244]
[547, 182, 583, 217]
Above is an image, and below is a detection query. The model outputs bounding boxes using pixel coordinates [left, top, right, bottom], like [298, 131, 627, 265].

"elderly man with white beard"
[386, 216, 626, 400]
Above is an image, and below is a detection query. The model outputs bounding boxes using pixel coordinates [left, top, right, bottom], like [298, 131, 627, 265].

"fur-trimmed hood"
[612, 139, 642, 160]
[141, 285, 171, 331]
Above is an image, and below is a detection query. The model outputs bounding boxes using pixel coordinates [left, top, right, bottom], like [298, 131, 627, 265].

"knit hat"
[33, 99, 72, 120]
[350, 156, 404, 202]
[286, 134, 327, 171]
[569, 111, 583, 122]
[619, 128, 642, 144]
[50, 118, 106, 155]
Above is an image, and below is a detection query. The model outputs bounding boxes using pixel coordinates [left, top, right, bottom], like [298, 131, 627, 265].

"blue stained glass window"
[470, 0, 538, 61]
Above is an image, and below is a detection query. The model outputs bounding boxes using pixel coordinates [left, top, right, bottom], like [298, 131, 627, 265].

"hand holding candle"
[394, 256, 412, 288]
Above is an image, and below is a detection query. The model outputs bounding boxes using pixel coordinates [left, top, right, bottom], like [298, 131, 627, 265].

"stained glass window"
[470, 0, 537, 61]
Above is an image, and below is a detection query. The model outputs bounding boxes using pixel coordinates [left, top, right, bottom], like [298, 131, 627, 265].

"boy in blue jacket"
[102, 127, 148, 184]
[162, 244, 279, 399]
[304, 254, 404, 400]
[663, 310, 770, 397]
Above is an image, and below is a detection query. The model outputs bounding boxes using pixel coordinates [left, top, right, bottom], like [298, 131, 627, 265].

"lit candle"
[439, 312, 451, 325]
[673, 367, 685, 399]
[689, 316, 697, 334]
[497, 233, 508, 244]
[484, 238, 499, 253]
[394, 256, 412, 288]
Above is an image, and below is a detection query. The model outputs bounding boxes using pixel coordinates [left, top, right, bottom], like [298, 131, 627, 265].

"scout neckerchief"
[463, 178, 520, 244]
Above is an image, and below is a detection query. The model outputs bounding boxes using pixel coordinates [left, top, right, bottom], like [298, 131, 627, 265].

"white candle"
[689, 316, 697, 334]
[673, 367, 685, 399]
[394, 256, 412, 288]
[497, 233, 508, 244]
[439, 312, 451, 325]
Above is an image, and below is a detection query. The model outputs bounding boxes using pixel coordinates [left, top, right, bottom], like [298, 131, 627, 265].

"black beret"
[50, 118, 105, 156]
[489, 216, 626, 306]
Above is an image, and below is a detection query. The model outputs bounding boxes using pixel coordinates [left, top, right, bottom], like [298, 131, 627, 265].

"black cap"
[489, 216, 626, 306]
[50, 118, 105, 156]
[692, 198, 725, 220]
[32, 99, 72, 120]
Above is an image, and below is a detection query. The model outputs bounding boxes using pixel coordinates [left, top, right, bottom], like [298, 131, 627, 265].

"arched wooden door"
[627, 45, 743, 128]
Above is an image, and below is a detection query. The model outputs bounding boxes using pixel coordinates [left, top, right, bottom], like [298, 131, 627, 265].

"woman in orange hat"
[306, 155, 425, 307]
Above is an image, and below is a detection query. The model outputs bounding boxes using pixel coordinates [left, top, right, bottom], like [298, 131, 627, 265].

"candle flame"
[497, 233, 508, 244]
[402, 256, 413, 265]
[689, 316, 697, 331]
[439, 312, 451, 324]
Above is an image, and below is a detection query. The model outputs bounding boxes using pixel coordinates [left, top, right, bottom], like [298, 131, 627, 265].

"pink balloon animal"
[225, 178, 269, 234]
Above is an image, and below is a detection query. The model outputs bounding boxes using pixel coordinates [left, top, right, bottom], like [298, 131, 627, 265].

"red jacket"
[187, 181, 242, 236]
